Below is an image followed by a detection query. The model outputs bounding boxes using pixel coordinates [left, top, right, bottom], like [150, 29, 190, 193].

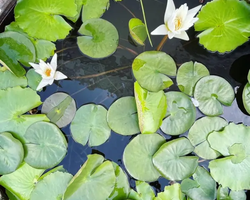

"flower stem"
[139, 0, 153, 47]
[156, 35, 168, 51]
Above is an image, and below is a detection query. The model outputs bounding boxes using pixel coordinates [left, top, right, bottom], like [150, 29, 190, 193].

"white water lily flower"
[29, 53, 67, 91]
[151, 0, 202, 40]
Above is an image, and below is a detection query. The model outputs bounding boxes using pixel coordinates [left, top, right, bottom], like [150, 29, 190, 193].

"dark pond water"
[2, 0, 250, 196]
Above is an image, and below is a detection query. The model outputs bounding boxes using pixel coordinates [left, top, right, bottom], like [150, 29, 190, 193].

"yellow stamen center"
[45, 68, 51, 77]
[175, 18, 182, 30]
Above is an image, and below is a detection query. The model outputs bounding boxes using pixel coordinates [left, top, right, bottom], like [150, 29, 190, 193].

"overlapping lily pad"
[77, 18, 119, 59]
[217, 186, 246, 200]
[26, 69, 42, 91]
[208, 123, 250, 190]
[132, 51, 176, 92]
[135, 181, 155, 200]
[155, 183, 184, 200]
[153, 137, 198, 181]
[176, 61, 209, 96]
[123, 133, 165, 182]
[134, 81, 167, 134]
[129, 18, 147, 46]
[0, 70, 27, 90]
[14, 0, 77, 41]
[161, 91, 196, 136]
[194, 75, 234, 116]
[0, 132, 24, 175]
[188, 116, 228, 159]
[242, 83, 250, 114]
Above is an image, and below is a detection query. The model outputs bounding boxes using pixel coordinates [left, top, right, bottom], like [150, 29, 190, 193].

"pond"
[1, 0, 250, 199]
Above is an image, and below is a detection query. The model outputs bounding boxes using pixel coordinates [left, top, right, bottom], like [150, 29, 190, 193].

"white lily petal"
[54, 71, 67, 80]
[176, 3, 188, 20]
[36, 79, 52, 91]
[187, 5, 202, 19]
[168, 31, 175, 39]
[164, 0, 175, 23]
[174, 31, 189, 41]
[151, 24, 168, 35]
[29, 62, 41, 70]
[50, 53, 57, 71]
[39, 59, 49, 71]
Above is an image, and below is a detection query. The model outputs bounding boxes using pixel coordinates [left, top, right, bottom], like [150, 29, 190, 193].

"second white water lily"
[151, 0, 202, 40]
[29, 53, 67, 91]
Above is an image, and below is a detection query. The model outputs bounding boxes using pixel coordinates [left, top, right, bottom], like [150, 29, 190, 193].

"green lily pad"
[160, 91, 196, 136]
[82, 0, 109, 22]
[0, 87, 49, 142]
[155, 183, 185, 200]
[153, 137, 198, 181]
[63, 154, 116, 200]
[129, 18, 147, 46]
[26, 69, 42, 91]
[14, 0, 77, 41]
[70, 104, 111, 147]
[208, 123, 250, 190]
[195, 0, 250, 53]
[107, 96, 140, 136]
[134, 81, 167, 134]
[23, 121, 67, 169]
[188, 116, 228, 159]
[181, 166, 216, 200]
[194, 75, 234, 116]
[242, 83, 250, 114]
[217, 186, 246, 200]
[0, 132, 24, 175]
[0, 70, 27, 90]
[38, 165, 66, 181]
[123, 133, 165, 182]
[30, 171, 72, 200]
[42, 92, 76, 128]
[176, 61, 210, 96]
[127, 189, 141, 200]
[67, 0, 83, 22]
[135, 181, 155, 200]
[132, 51, 176, 92]
[0, 31, 35, 76]
[77, 18, 119, 59]
[0, 162, 45, 200]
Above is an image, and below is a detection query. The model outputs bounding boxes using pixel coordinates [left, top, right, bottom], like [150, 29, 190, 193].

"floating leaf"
[195, 0, 250, 53]
[123, 133, 165, 182]
[23, 121, 68, 169]
[136, 181, 155, 200]
[176, 61, 209, 96]
[0, 31, 35, 76]
[208, 123, 250, 190]
[30, 171, 72, 200]
[132, 51, 176, 92]
[153, 137, 198, 181]
[188, 116, 227, 159]
[155, 183, 184, 200]
[38, 165, 66, 181]
[26, 69, 42, 91]
[127, 189, 141, 200]
[67, 0, 83, 22]
[0, 132, 24, 175]
[134, 81, 167, 134]
[217, 186, 246, 200]
[63, 154, 116, 200]
[14, 0, 77, 41]
[161, 91, 196, 136]
[129, 18, 147, 46]
[0, 87, 49, 142]
[194, 75, 234, 116]
[242, 83, 250, 114]
[0, 162, 45, 200]
[42, 92, 76, 128]
[77, 18, 119, 59]
[0, 70, 27, 90]
[181, 166, 216, 200]
[71, 104, 111, 147]
[107, 96, 140, 136]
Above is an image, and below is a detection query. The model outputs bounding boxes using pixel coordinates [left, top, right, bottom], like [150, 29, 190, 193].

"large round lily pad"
[132, 51, 176, 92]
[107, 97, 140, 136]
[0, 132, 24, 175]
[70, 104, 111, 147]
[194, 75, 234, 116]
[0, 70, 27, 90]
[176, 61, 209, 96]
[153, 137, 198, 181]
[24, 121, 68, 169]
[242, 83, 250, 115]
[160, 91, 196, 136]
[77, 18, 119, 59]
[123, 133, 165, 182]
[188, 116, 228, 159]
[42, 92, 76, 128]
[208, 123, 250, 190]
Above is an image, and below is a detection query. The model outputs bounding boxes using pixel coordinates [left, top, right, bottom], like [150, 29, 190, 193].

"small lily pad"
[132, 51, 176, 92]
[188, 116, 228, 159]
[0, 132, 24, 175]
[107, 97, 140, 136]
[135, 181, 155, 200]
[24, 121, 68, 169]
[42, 92, 76, 128]
[242, 83, 250, 115]
[160, 91, 196, 136]
[153, 137, 198, 181]
[123, 133, 165, 182]
[194, 75, 234, 116]
[77, 18, 119, 59]
[129, 18, 147, 46]
[155, 183, 184, 200]
[217, 186, 246, 200]
[0, 70, 27, 90]
[176, 61, 209, 96]
[26, 69, 42, 91]
[70, 104, 111, 147]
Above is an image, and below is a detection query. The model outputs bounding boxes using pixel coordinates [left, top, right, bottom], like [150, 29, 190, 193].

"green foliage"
[0, 70, 27, 90]
[242, 83, 250, 114]
[155, 183, 185, 200]
[26, 69, 42, 91]
[129, 18, 147, 46]
[217, 186, 246, 200]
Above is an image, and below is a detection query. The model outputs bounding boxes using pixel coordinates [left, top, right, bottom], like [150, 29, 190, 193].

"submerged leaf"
[129, 18, 147, 46]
